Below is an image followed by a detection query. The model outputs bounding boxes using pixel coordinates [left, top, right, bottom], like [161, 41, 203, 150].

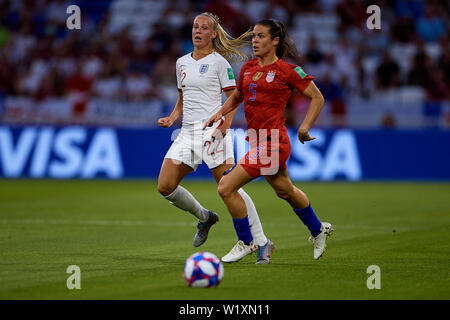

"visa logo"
[233, 128, 362, 181]
[0, 127, 123, 178]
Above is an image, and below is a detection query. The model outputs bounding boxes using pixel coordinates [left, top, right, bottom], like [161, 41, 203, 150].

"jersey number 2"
[181, 71, 186, 87]
[249, 83, 257, 101]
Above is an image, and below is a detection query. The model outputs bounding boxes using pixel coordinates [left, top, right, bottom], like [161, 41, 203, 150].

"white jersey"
[176, 52, 236, 124]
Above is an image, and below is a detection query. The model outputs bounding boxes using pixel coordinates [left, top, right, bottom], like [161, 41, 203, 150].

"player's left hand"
[298, 128, 316, 144]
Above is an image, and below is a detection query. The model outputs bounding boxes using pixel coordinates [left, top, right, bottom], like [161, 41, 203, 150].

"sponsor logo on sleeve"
[294, 66, 307, 79]
[227, 68, 235, 80]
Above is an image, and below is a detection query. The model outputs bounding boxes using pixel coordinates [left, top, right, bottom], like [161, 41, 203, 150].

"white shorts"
[164, 119, 235, 171]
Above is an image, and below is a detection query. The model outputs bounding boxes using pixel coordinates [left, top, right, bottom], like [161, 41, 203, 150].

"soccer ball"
[183, 252, 224, 288]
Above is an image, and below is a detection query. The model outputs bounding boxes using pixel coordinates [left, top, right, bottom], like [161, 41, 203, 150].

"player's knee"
[275, 190, 290, 200]
[217, 181, 232, 200]
[157, 181, 176, 197]
[274, 185, 294, 200]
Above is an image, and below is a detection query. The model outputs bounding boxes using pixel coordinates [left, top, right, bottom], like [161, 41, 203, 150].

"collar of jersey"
[190, 51, 215, 62]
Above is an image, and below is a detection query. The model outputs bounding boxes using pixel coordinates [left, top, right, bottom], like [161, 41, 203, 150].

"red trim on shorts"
[222, 86, 236, 92]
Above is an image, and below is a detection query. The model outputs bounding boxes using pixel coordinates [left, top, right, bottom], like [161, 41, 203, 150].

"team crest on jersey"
[199, 64, 209, 74]
[266, 71, 276, 83]
[253, 71, 263, 81]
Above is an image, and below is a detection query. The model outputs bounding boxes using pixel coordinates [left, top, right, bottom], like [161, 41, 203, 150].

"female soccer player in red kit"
[204, 19, 333, 263]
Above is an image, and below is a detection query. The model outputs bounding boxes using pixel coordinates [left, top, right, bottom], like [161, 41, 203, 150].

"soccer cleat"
[193, 211, 219, 247]
[309, 222, 333, 260]
[256, 239, 275, 264]
[221, 240, 257, 263]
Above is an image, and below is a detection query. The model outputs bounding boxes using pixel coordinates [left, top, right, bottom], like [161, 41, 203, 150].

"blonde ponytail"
[198, 12, 252, 62]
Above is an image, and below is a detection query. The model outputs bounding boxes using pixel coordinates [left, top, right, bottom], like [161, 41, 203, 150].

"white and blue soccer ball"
[183, 252, 224, 288]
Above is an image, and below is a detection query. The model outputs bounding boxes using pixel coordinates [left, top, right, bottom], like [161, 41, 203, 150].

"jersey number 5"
[249, 83, 257, 101]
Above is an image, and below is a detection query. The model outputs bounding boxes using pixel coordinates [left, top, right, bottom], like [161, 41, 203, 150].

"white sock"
[237, 188, 268, 246]
[164, 186, 209, 222]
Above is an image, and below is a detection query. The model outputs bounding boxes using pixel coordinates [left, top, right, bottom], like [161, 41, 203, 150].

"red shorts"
[239, 136, 291, 178]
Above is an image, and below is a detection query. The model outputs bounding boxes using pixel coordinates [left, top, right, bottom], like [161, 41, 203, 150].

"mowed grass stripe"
[0, 180, 449, 299]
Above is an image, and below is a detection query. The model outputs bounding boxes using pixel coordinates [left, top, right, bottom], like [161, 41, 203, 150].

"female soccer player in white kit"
[157, 12, 273, 264]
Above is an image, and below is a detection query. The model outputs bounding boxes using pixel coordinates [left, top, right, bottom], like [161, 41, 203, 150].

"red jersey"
[237, 58, 314, 142]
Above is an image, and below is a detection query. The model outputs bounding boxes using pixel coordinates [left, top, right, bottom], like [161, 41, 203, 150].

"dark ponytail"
[255, 19, 297, 59]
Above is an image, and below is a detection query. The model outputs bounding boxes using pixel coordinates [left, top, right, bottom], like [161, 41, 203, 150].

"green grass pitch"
[0, 179, 449, 300]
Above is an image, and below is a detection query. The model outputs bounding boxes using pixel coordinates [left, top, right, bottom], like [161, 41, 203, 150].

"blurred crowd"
[0, 0, 449, 126]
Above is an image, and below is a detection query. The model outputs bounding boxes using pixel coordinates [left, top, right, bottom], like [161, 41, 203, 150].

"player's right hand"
[158, 117, 173, 128]
[298, 128, 316, 144]
[203, 113, 222, 130]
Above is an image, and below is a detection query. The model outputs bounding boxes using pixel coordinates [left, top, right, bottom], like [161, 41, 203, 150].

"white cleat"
[309, 222, 333, 260]
[221, 240, 257, 263]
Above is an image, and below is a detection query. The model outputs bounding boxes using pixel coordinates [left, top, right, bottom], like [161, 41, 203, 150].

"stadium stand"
[0, 0, 448, 128]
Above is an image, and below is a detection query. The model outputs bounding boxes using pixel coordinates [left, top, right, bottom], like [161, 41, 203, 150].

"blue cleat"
[256, 239, 275, 264]
[193, 211, 219, 247]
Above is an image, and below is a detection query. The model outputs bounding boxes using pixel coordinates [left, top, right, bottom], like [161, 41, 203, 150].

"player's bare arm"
[158, 91, 183, 128]
[223, 89, 239, 128]
[297, 81, 325, 144]
[203, 89, 243, 129]
[213, 89, 238, 138]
